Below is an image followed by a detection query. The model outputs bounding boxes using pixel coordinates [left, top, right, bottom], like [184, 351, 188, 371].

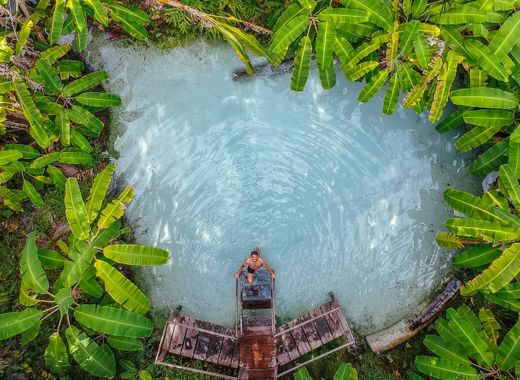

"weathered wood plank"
[218, 337, 237, 368]
[326, 310, 345, 339]
[169, 324, 187, 355]
[301, 321, 322, 350]
[181, 327, 199, 359]
[205, 334, 224, 365]
[193, 332, 211, 361]
[314, 316, 334, 344]
[290, 326, 312, 356]
[275, 335, 291, 366]
[279, 331, 300, 362]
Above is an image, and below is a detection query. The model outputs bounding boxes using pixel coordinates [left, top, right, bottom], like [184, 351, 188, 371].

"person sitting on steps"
[235, 250, 276, 284]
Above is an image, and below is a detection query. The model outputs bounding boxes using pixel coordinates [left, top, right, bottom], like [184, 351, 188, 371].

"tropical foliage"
[294, 362, 358, 379]
[0, 0, 150, 216]
[0, 167, 170, 377]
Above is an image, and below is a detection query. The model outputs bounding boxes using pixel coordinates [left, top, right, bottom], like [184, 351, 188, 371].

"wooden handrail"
[156, 361, 239, 380]
[273, 306, 343, 337]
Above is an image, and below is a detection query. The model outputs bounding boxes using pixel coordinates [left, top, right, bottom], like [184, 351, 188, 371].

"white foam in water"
[86, 39, 479, 335]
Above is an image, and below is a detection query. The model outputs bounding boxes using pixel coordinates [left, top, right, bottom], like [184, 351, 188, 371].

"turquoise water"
[87, 39, 478, 334]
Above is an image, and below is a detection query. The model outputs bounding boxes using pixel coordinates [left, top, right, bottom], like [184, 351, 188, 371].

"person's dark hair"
[250, 251, 259, 257]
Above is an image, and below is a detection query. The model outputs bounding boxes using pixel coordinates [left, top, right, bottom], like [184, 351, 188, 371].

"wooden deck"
[155, 274, 356, 379]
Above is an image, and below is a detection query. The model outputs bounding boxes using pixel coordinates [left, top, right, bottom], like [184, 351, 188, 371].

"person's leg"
[247, 273, 254, 283]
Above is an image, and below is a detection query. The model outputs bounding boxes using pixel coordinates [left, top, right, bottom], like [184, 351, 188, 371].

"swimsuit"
[247, 265, 256, 274]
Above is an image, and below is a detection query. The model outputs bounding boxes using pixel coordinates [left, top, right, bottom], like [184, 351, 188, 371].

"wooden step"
[242, 284, 272, 300]
[238, 368, 277, 379]
[242, 299, 273, 310]
[239, 335, 276, 369]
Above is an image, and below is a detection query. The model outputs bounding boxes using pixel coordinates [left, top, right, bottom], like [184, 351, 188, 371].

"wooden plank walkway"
[155, 274, 356, 379]
[275, 299, 356, 367]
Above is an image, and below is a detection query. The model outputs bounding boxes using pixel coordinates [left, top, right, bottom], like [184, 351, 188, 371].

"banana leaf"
[107, 3, 149, 24]
[67, 105, 104, 137]
[435, 109, 465, 133]
[423, 335, 471, 364]
[485, 292, 520, 312]
[509, 142, 520, 178]
[343, 61, 379, 81]
[270, 14, 309, 55]
[13, 80, 50, 148]
[400, 21, 420, 54]
[291, 36, 312, 91]
[30, 152, 60, 169]
[107, 335, 143, 351]
[497, 318, 520, 370]
[436, 231, 464, 249]
[479, 308, 500, 349]
[446, 308, 494, 367]
[272, 4, 306, 37]
[318, 8, 368, 24]
[23, 179, 44, 207]
[55, 287, 73, 315]
[75, 304, 153, 338]
[453, 245, 502, 269]
[0, 308, 43, 341]
[45, 333, 70, 375]
[455, 124, 503, 152]
[414, 355, 477, 379]
[444, 188, 502, 222]
[21, 231, 49, 293]
[462, 243, 520, 295]
[358, 69, 388, 102]
[429, 51, 462, 122]
[445, 218, 520, 242]
[383, 73, 400, 115]
[450, 87, 518, 109]
[413, 32, 431, 71]
[110, 12, 148, 41]
[469, 138, 509, 176]
[65, 325, 116, 378]
[469, 68, 488, 88]
[319, 63, 336, 89]
[342, 0, 393, 31]
[5, 144, 40, 160]
[67, 0, 88, 51]
[98, 187, 135, 228]
[465, 39, 508, 82]
[16, 19, 34, 55]
[62, 241, 96, 287]
[94, 260, 151, 314]
[464, 110, 514, 128]
[316, 21, 335, 70]
[40, 44, 70, 64]
[64, 178, 90, 240]
[59, 148, 92, 165]
[37, 248, 65, 269]
[47, 165, 67, 190]
[71, 129, 92, 152]
[333, 363, 357, 379]
[499, 164, 520, 208]
[488, 12, 520, 62]
[49, 0, 66, 45]
[62, 71, 109, 97]
[79, 277, 104, 298]
[0, 150, 22, 166]
[84, 0, 108, 26]
[431, 5, 487, 25]
[86, 163, 115, 223]
[75, 92, 121, 108]
[294, 367, 313, 380]
[103, 244, 169, 266]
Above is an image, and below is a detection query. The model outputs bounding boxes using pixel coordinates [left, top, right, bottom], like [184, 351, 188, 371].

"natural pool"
[87, 38, 479, 335]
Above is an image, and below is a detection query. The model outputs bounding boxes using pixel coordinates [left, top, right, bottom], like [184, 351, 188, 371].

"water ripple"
[87, 40, 480, 334]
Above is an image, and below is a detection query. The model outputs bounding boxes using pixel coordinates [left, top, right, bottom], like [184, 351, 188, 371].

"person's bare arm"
[261, 258, 276, 279]
[235, 258, 249, 279]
